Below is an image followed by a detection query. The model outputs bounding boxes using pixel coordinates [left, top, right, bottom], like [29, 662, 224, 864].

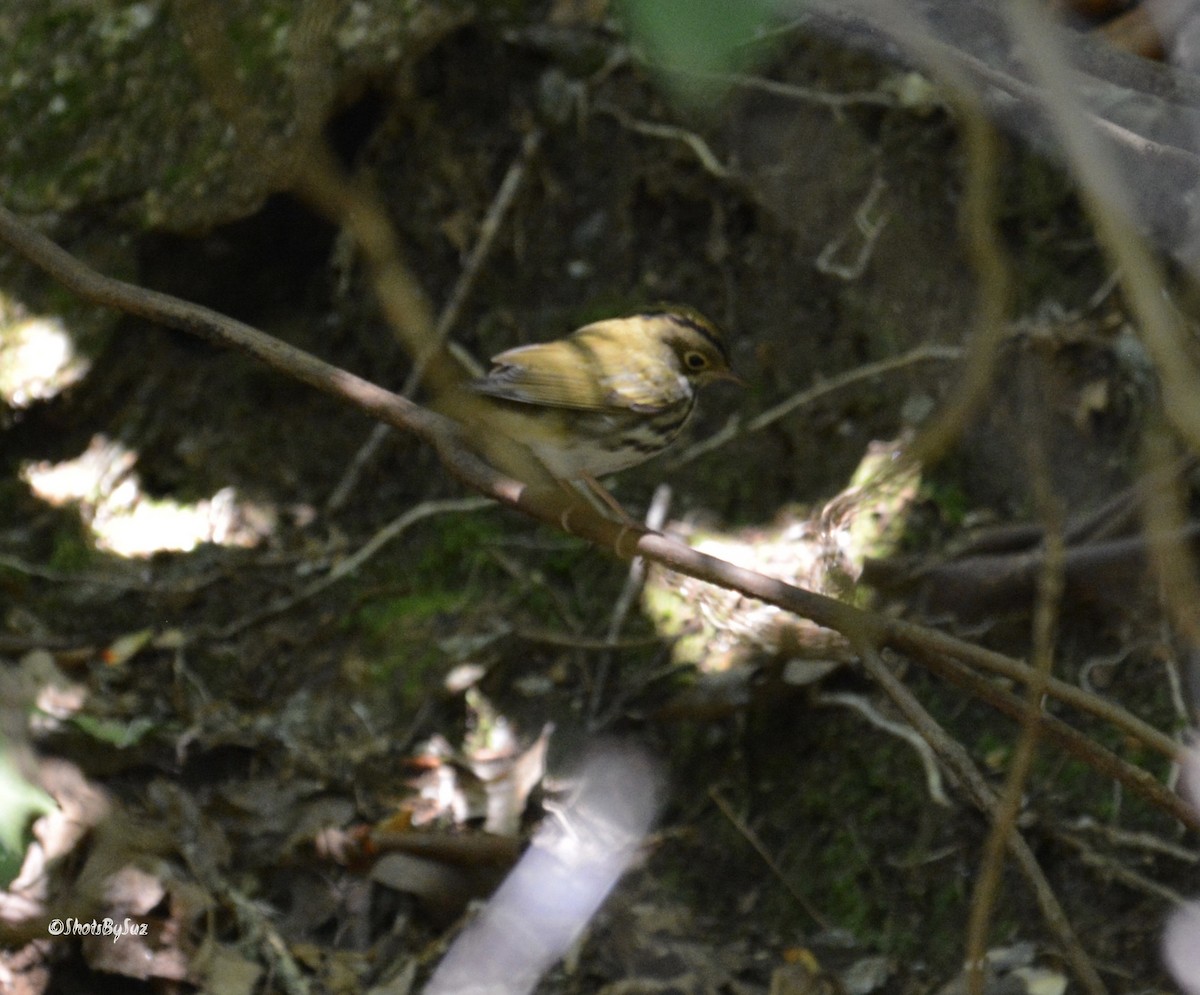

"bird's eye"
[683, 350, 709, 371]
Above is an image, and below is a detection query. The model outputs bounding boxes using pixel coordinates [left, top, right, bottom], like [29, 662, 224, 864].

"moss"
[48, 526, 94, 573]
[0, 0, 475, 229]
[349, 590, 462, 695]
[920, 478, 969, 529]
[342, 512, 508, 695]
[409, 513, 504, 584]
[812, 828, 875, 930]
[355, 589, 464, 635]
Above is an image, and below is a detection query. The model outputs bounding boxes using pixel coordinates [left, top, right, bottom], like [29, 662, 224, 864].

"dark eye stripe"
[642, 310, 729, 364]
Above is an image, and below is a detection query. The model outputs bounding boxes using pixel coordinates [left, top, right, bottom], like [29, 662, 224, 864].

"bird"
[463, 307, 742, 519]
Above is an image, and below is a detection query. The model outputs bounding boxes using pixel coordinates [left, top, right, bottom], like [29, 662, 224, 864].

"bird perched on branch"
[461, 307, 742, 520]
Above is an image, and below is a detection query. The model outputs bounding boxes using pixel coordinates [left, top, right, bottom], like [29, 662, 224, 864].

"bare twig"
[513, 628, 661, 651]
[0, 553, 183, 592]
[871, 453, 1200, 611]
[288, 140, 467, 398]
[709, 786, 831, 929]
[815, 173, 891, 280]
[592, 102, 731, 178]
[324, 116, 540, 511]
[0, 204, 1186, 819]
[0, 207, 467, 462]
[1047, 826, 1187, 905]
[404, 127, 542, 395]
[855, 645, 1108, 995]
[607, 485, 672, 645]
[591, 484, 673, 722]
[1064, 814, 1198, 863]
[800, 4, 1200, 188]
[904, 74, 1011, 468]
[875, 526, 1200, 616]
[966, 427, 1065, 995]
[681, 69, 898, 110]
[211, 496, 493, 640]
[323, 423, 392, 513]
[795, 3, 1012, 472]
[669, 343, 962, 469]
[1142, 423, 1200, 648]
[1158, 625, 1191, 726]
[816, 690, 951, 806]
[1004, 0, 1200, 451]
[326, 127, 542, 512]
[917, 648, 1197, 828]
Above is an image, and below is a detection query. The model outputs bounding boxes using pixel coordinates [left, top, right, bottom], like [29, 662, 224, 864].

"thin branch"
[1004, 0, 1200, 452]
[966, 441, 1065, 995]
[709, 786, 831, 929]
[404, 127, 542, 395]
[802, 4, 1200, 176]
[591, 484, 673, 722]
[900, 46, 1012, 468]
[592, 102, 732, 178]
[325, 128, 540, 512]
[1141, 423, 1200, 647]
[0, 203, 538, 523]
[210, 497, 493, 640]
[1063, 814, 1199, 864]
[896, 624, 1179, 762]
[0, 204, 1187, 819]
[855, 645, 1108, 995]
[683, 69, 898, 109]
[815, 173, 891, 280]
[512, 628, 661, 651]
[873, 526, 1200, 617]
[669, 343, 962, 469]
[287, 140, 468, 399]
[1047, 825, 1188, 905]
[816, 690, 951, 806]
[920, 648, 1197, 829]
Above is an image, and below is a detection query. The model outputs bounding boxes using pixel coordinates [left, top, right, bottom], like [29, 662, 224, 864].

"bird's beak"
[718, 369, 748, 387]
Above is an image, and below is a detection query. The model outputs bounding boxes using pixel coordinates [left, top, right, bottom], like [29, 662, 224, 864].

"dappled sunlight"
[0, 299, 90, 407]
[643, 435, 918, 674]
[22, 435, 277, 557]
[1, 292, 277, 558]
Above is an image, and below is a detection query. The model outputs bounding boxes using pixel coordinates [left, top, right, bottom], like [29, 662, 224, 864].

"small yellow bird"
[465, 307, 741, 517]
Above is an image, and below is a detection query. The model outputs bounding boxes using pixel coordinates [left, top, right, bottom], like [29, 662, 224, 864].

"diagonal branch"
[855, 644, 1108, 995]
[0, 203, 1190, 831]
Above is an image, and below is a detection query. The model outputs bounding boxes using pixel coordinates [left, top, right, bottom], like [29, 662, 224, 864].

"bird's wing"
[473, 336, 681, 413]
[473, 341, 612, 410]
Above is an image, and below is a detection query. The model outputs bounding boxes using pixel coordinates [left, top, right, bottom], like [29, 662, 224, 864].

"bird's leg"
[554, 475, 637, 526]
[553, 478, 605, 520]
[576, 473, 640, 527]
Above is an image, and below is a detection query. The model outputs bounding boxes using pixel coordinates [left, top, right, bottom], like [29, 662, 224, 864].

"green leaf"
[619, 0, 776, 100]
[0, 745, 55, 888]
[70, 713, 158, 748]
